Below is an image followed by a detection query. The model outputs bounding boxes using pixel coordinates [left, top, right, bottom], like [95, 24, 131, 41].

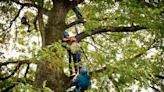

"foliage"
[0, 0, 163, 92]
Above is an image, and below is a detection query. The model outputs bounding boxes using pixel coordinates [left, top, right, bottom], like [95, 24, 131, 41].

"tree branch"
[149, 85, 161, 92]
[81, 40, 99, 50]
[2, 84, 15, 92]
[72, 7, 83, 19]
[0, 60, 31, 67]
[78, 25, 148, 42]
[33, 15, 38, 31]
[66, 18, 85, 28]
[2, 78, 34, 92]
[11, 0, 48, 15]
[68, 0, 85, 11]
[24, 64, 30, 78]
[90, 35, 106, 49]
[155, 75, 164, 79]
[6, 5, 24, 31]
[133, 38, 156, 58]
[0, 63, 22, 80]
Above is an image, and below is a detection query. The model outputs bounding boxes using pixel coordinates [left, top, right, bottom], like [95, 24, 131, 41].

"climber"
[62, 31, 73, 75]
[62, 31, 71, 42]
[70, 67, 91, 92]
[21, 14, 30, 32]
[70, 37, 82, 74]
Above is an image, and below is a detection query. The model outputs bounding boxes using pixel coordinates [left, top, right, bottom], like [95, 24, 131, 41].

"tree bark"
[33, 1, 71, 92]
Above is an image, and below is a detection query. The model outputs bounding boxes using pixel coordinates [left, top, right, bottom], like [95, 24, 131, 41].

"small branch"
[81, 40, 99, 50]
[72, 7, 83, 19]
[134, 38, 156, 59]
[80, 47, 91, 64]
[33, 15, 38, 31]
[6, 6, 24, 31]
[90, 35, 106, 49]
[24, 64, 30, 78]
[66, 18, 85, 28]
[17, 78, 34, 85]
[66, 17, 110, 29]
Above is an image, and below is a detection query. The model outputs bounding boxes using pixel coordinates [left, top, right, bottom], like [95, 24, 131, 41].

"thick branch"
[78, 25, 148, 42]
[0, 64, 22, 80]
[155, 75, 164, 79]
[11, 0, 48, 15]
[2, 84, 15, 92]
[149, 85, 161, 92]
[2, 78, 33, 92]
[0, 60, 31, 67]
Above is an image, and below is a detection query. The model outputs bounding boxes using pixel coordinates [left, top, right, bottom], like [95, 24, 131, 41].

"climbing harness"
[21, 14, 30, 32]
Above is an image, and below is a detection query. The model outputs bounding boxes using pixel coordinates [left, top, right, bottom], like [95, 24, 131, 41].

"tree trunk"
[34, 1, 71, 91]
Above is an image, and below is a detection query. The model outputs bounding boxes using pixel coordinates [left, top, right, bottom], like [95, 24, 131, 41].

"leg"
[27, 24, 30, 32]
[68, 50, 72, 75]
[73, 54, 77, 74]
[78, 52, 82, 71]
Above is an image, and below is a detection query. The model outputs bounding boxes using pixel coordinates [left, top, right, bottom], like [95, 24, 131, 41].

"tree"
[0, 0, 163, 91]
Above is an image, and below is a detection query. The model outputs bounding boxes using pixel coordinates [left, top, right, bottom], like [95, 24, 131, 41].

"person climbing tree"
[70, 37, 82, 74]
[21, 14, 30, 32]
[70, 67, 91, 92]
[63, 31, 71, 42]
[62, 31, 73, 75]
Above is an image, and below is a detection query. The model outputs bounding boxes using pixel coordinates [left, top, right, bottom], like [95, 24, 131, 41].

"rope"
[14, 23, 25, 91]
[74, 0, 79, 73]
[15, 49, 20, 92]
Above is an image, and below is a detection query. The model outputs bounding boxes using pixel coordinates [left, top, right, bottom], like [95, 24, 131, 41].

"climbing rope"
[15, 49, 20, 92]
[74, 0, 79, 73]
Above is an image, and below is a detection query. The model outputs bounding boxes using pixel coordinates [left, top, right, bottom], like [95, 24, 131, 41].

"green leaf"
[21, 77, 26, 83]
[44, 87, 54, 92]
[43, 80, 47, 88]
[154, 9, 161, 14]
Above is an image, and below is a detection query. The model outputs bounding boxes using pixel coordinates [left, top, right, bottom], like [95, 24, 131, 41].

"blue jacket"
[72, 75, 91, 90]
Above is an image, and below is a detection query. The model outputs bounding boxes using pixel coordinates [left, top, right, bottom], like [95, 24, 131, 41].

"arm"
[72, 73, 79, 82]
[63, 38, 71, 41]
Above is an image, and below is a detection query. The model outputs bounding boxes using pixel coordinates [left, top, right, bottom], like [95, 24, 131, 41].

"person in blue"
[71, 67, 91, 92]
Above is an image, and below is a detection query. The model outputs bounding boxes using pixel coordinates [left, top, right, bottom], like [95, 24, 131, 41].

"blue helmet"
[80, 67, 88, 75]
[63, 31, 69, 36]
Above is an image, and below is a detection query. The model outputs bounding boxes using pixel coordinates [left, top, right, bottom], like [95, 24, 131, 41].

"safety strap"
[77, 87, 87, 92]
